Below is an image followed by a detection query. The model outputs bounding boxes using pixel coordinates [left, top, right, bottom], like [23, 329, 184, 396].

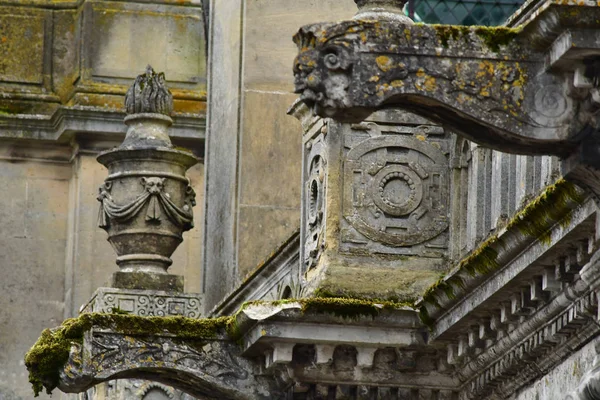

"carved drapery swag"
[97, 177, 196, 230]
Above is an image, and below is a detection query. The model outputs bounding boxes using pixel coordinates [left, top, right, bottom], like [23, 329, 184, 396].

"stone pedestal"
[289, 103, 451, 302]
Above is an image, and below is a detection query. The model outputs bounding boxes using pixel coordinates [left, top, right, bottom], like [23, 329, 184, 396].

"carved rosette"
[304, 133, 327, 270]
[97, 67, 198, 275]
[341, 122, 449, 253]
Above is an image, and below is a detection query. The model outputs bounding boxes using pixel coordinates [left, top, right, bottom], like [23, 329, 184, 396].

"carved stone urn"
[96, 66, 198, 291]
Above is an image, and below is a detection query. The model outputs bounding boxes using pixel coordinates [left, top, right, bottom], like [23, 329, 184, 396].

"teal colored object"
[407, 0, 525, 25]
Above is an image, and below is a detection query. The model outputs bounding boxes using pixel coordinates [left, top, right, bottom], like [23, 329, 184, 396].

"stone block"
[111, 271, 184, 292]
[0, 9, 48, 85]
[240, 91, 302, 208]
[82, 287, 202, 318]
[243, 0, 356, 91]
[237, 205, 299, 278]
[82, 1, 206, 88]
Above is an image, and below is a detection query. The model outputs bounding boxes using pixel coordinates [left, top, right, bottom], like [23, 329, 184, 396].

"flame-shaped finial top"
[125, 65, 174, 116]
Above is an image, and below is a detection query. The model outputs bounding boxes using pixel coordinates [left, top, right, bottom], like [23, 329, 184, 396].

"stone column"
[289, 102, 452, 302]
[80, 67, 204, 400]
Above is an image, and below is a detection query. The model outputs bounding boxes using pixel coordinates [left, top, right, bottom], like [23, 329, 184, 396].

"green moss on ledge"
[25, 313, 232, 397]
[473, 26, 520, 52]
[431, 24, 520, 52]
[505, 178, 583, 245]
[298, 296, 410, 318]
[417, 178, 584, 327]
[432, 24, 471, 48]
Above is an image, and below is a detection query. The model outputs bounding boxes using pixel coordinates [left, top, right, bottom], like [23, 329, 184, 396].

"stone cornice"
[0, 107, 205, 144]
[418, 179, 589, 328]
[292, 1, 600, 159]
[210, 231, 301, 317]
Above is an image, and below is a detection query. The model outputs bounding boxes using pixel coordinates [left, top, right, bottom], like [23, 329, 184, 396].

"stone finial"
[125, 65, 173, 116]
[353, 0, 412, 23]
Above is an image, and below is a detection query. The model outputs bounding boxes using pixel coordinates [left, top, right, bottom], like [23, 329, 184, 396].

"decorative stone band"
[58, 330, 275, 400]
[97, 178, 195, 231]
[81, 287, 202, 318]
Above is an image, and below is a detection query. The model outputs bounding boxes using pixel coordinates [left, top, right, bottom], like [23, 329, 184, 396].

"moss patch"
[432, 24, 471, 48]
[505, 178, 583, 245]
[474, 26, 520, 53]
[431, 25, 520, 52]
[236, 296, 411, 322]
[25, 313, 232, 397]
[417, 178, 584, 326]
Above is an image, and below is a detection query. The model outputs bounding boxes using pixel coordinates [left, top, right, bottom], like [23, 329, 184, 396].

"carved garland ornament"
[97, 177, 196, 230]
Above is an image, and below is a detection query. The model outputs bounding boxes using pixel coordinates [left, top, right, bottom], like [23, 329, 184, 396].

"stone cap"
[125, 65, 174, 116]
[354, 0, 412, 23]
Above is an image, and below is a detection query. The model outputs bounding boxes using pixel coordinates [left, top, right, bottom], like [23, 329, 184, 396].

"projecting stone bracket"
[293, 2, 600, 159]
[58, 328, 278, 400]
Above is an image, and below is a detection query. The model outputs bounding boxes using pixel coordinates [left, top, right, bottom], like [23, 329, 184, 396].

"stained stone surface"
[515, 340, 597, 400]
[292, 105, 449, 301]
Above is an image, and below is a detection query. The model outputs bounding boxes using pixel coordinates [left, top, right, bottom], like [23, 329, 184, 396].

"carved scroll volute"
[96, 66, 198, 277]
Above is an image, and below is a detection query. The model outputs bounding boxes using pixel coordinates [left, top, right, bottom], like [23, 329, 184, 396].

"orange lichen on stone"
[376, 56, 393, 72]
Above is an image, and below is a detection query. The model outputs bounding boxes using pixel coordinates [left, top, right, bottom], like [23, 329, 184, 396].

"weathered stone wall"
[203, 0, 358, 312]
[0, 1, 206, 398]
[0, 143, 204, 399]
[451, 143, 560, 259]
[514, 340, 596, 400]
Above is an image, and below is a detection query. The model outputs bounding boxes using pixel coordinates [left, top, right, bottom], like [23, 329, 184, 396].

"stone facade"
[9, 0, 600, 400]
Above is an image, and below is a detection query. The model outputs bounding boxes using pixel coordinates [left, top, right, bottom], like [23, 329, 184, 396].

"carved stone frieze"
[81, 287, 202, 318]
[59, 330, 277, 400]
[341, 121, 449, 254]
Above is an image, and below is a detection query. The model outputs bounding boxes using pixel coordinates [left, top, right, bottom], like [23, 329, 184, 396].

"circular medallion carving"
[371, 165, 422, 217]
[343, 134, 448, 247]
[534, 84, 568, 118]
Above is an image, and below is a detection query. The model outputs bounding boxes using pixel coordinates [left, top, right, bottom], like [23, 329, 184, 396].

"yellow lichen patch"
[376, 56, 393, 72]
[369, 75, 380, 83]
[424, 76, 437, 91]
[416, 73, 437, 92]
[456, 92, 472, 104]
[416, 134, 426, 141]
[416, 68, 426, 78]
[391, 80, 404, 88]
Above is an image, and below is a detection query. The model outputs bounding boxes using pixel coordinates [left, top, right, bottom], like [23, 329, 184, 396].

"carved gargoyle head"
[293, 24, 356, 116]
